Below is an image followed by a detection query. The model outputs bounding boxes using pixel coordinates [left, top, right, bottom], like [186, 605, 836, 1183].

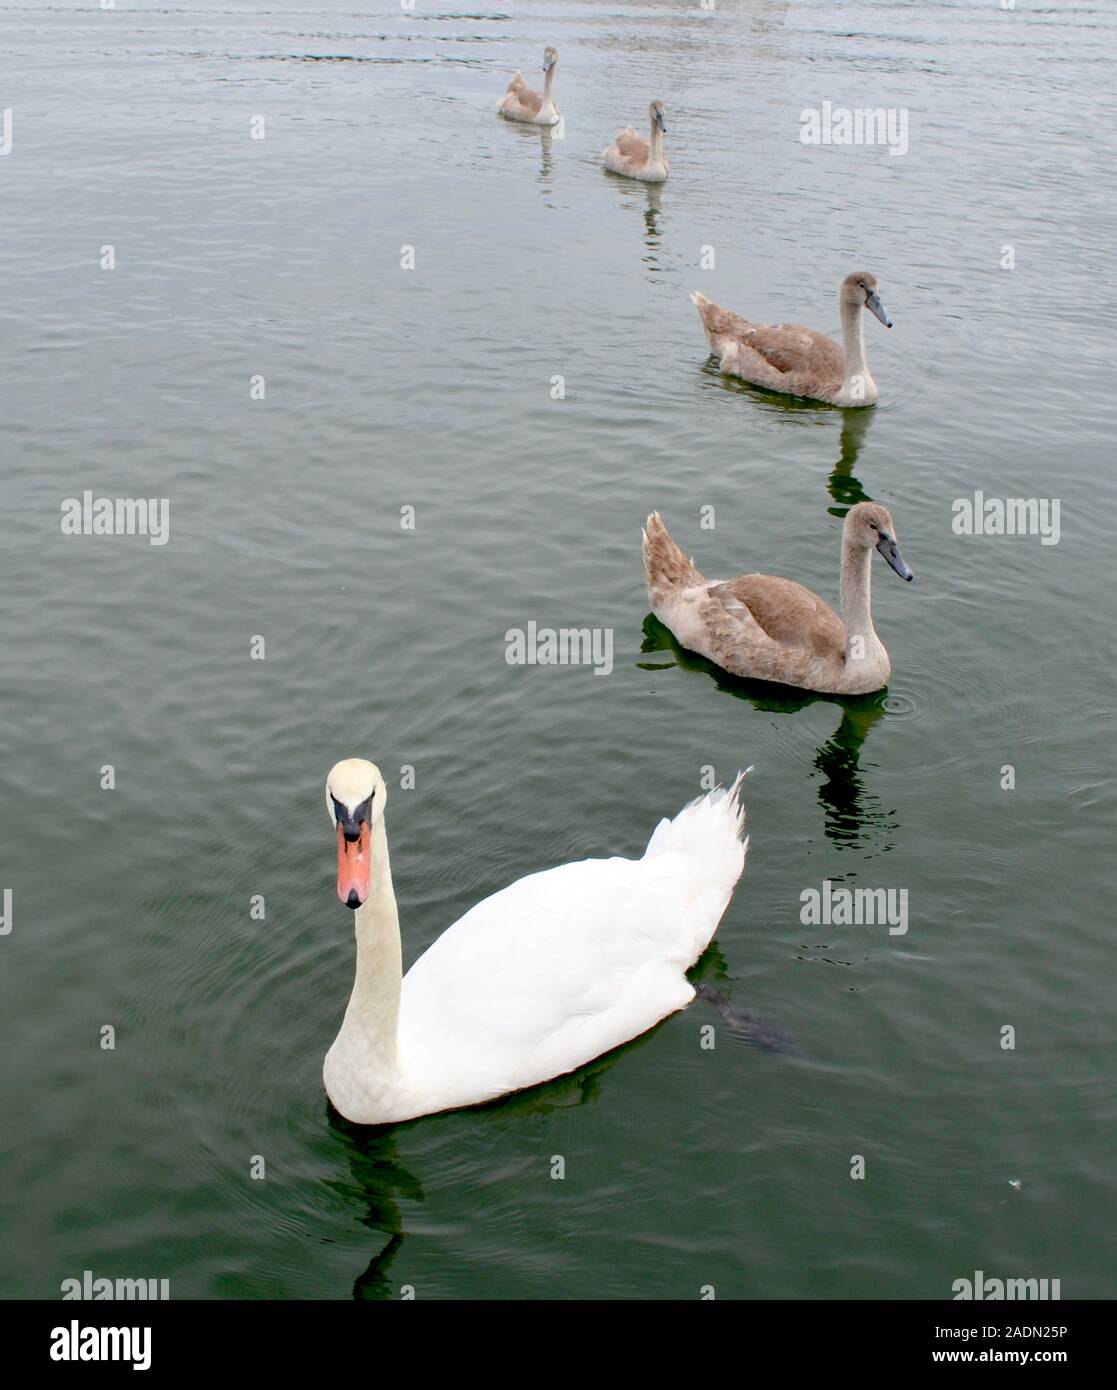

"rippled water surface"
[2, 0, 1116, 1299]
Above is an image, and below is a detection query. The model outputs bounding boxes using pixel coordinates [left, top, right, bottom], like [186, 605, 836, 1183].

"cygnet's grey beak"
[877, 532, 913, 581]
[866, 289, 892, 328]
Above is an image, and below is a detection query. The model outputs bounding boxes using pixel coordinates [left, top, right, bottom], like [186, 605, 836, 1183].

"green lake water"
[1, 0, 1115, 1299]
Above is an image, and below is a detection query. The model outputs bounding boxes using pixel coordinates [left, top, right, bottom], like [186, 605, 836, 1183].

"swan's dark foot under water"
[693, 983, 799, 1056]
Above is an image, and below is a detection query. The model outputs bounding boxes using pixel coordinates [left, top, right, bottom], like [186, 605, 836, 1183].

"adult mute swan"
[602, 100, 669, 182]
[692, 272, 892, 406]
[322, 759, 748, 1124]
[643, 503, 913, 695]
[497, 46, 561, 126]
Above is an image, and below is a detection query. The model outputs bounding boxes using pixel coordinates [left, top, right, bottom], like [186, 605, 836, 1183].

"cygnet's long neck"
[540, 64, 557, 117]
[649, 116, 665, 166]
[839, 296, 871, 398]
[840, 536, 881, 660]
[335, 815, 402, 1079]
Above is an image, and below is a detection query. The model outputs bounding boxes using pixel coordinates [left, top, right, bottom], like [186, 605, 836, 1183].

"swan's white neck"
[839, 298, 876, 403]
[325, 816, 403, 1109]
[840, 539, 885, 674]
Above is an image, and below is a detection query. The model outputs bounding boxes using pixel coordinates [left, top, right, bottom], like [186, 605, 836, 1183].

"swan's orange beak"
[337, 821, 371, 909]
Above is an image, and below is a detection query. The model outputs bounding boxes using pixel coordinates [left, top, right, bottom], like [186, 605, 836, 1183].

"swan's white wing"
[397, 783, 747, 1113]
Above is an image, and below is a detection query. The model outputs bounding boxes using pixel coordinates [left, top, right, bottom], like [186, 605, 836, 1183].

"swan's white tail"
[644, 771, 750, 902]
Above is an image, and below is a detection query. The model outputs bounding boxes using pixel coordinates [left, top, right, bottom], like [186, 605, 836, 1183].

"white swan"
[497, 46, 561, 126]
[323, 759, 748, 1124]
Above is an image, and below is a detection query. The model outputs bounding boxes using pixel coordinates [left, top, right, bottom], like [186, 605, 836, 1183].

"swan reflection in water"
[700, 353, 877, 512]
[641, 183, 663, 255]
[327, 940, 795, 1298]
[535, 125, 555, 185]
[828, 407, 875, 515]
[496, 117, 558, 190]
[327, 1043, 657, 1300]
[639, 615, 897, 854]
[600, 175, 665, 278]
